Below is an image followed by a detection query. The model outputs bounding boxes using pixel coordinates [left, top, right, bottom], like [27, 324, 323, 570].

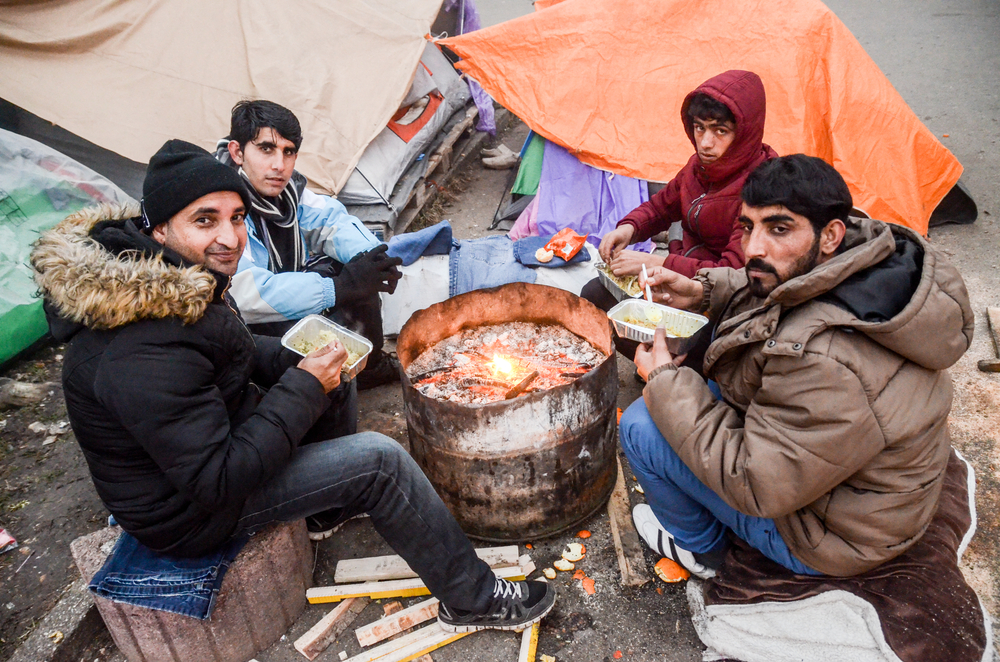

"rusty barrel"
[396, 282, 619, 542]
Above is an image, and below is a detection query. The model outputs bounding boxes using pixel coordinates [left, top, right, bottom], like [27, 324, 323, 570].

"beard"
[745, 238, 821, 298]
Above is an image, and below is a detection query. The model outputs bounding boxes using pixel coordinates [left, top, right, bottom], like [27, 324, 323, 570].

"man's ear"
[151, 221, 168, 244]
[227, 140, 244, 166]
[820, 219, 847, 258]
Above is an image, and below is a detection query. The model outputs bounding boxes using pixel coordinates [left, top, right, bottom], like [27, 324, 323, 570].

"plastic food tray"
[607, 300, 709, 355]
[280, 314, 373, 381]
[596, 264, 643, 302]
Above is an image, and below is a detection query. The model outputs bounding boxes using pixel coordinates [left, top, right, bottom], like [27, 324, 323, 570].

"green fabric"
[0, 185, 92, 364]
[511, 133, 545, 196]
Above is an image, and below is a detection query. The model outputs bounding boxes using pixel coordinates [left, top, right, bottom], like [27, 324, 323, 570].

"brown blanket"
[702, 450, 988, 661]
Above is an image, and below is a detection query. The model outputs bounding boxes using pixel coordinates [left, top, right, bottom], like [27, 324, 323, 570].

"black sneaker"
[306, 512, 344, 541]
[356, 352, 401, 391]
[305, 512, 368, 541]
[438, 578, 556, 633]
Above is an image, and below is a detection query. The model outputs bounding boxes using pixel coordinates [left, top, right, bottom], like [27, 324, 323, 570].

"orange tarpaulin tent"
[440, 0, 961, 235]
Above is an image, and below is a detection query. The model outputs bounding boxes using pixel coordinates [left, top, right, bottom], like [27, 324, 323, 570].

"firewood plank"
[335, 546, 520, 584]
[342, 623, 470, 662]
[294, 597, 369, 660]
[309, 566, 526, 604]
[607, 458, 652, 587]
[517, 623, 539, 662]
[356, 598, 439, 648]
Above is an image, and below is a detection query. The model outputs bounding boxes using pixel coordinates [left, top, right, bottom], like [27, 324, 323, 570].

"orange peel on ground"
[562, 542, 586, 562]
[577, 530, 591, 539]
[572, 569, 586, 580]
[581, 577, 596, 594]
[654, 557, 690, 583]
[553, 559, 575, 572]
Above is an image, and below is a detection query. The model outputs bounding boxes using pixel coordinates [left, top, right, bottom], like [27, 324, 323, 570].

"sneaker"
[480, 145, 515, 159]
[305, 512, 367, 541]
[356, 352, 401, 391]
[438, 578, 556, 633]
[306, 514, 341, 541]
[632, 504, 725, 579]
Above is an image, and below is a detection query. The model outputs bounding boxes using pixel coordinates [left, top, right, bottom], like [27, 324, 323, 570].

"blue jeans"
[236, 431, 496, 612]
[619, 399, 820, 575]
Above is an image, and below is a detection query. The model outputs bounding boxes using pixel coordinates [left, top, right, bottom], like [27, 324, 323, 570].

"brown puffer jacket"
[644, 217, 974, 576]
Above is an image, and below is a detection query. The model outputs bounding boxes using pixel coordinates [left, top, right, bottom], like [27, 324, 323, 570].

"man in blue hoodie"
[216, 100, 402, 390]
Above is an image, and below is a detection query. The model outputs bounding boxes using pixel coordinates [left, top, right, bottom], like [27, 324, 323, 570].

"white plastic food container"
[596, 263, 643, 302]
[280, 314, 373, 381]
[607, 300, 709, 355]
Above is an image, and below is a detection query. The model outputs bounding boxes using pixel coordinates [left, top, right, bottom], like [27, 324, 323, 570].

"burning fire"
[491, 354, 514, 377]
[406, 322, 605, 404]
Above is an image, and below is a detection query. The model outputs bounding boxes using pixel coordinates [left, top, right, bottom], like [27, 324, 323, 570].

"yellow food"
[535, 247, 554, 263]
[289, 329, 363, 367]
[621, 314, 686, 337]
[598, 264, 642, 297]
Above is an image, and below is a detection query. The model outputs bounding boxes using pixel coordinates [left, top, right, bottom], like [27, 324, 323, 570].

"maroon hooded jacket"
[618, 70, 777, 277]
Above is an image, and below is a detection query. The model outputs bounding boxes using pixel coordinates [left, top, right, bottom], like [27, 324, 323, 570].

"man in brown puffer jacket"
[620, 154, 974, 578]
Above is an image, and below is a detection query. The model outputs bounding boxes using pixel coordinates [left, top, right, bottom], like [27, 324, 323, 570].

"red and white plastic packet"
[0, 528, 17, 554]
[543, 228, 589, 262]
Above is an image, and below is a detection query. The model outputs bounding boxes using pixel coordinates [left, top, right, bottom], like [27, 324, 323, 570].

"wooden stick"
[294, 597, 369, 660]
[310, 566, 526, 604]
[505, 371, 539, 399]
[607, 459, 652, 586]
[342, 623, 470, 662]
[517, 623, 539, 662]
[356, 598, 440, 648]
[335, 546, 520, 584]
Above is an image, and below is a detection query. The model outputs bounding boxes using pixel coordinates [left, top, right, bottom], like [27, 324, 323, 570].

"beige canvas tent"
[0, 0, 445, 196]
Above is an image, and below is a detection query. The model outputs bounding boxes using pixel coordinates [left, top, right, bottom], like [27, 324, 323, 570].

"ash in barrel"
[406, 321, 606, 404]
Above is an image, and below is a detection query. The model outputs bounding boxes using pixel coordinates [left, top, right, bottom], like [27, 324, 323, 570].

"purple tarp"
[536, 141, 653, 252]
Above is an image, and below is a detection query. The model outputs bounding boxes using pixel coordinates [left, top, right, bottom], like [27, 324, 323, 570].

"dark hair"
[229, 100, 303, 151]
[741, 154, 853, 235]
[686, 93, 735, 126]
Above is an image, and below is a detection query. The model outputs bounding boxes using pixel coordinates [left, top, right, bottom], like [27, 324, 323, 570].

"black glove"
[332, 244, 403, 305]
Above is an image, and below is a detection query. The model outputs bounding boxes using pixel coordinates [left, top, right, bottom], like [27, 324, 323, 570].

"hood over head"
[768, 217, 973, 370]
[30, 204, 219, 339]
[681, 70, 770, 185]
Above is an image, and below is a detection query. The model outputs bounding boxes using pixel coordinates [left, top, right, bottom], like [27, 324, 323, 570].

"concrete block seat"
[71, 521, 312, 662]
[686, 450, 993, 662]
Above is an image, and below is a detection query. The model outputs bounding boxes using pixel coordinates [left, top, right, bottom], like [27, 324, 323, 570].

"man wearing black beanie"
[32, 139, 555, 634]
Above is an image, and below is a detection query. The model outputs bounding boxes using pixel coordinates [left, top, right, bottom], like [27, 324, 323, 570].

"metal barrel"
[397, 283, 619, 541]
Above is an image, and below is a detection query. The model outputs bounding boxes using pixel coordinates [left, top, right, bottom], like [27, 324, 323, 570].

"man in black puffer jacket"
[30, 140, 555, 633]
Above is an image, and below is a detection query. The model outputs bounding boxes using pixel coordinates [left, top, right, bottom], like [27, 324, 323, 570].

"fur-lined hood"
[31, 204, 218, 331]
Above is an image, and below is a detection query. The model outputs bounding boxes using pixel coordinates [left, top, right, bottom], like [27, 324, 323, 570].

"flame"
[491, 353, 514, 376]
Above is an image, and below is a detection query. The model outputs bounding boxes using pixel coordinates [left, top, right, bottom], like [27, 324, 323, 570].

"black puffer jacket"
[31, 204, 331, 557]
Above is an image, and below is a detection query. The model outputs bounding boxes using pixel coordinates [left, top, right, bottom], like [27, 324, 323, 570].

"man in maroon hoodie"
[582, 69, 777, 361]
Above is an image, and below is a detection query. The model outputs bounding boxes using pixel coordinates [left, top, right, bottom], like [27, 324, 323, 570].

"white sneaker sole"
[437, 598, 555, 633]
[307, 513, 369, 541]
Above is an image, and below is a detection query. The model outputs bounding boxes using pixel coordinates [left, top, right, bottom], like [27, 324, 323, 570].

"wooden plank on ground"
[309, 565, 527, 604]
[294, 597, 369, 660]
[607, 458, 652, 587]
[335, 546, 520, 584]
[517, 623, 539, 662]
[343, 623, 470, 662]
[356, 598, 440, 648]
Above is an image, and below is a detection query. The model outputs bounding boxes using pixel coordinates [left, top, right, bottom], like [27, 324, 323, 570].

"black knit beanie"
[140, 139, 252, 230]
